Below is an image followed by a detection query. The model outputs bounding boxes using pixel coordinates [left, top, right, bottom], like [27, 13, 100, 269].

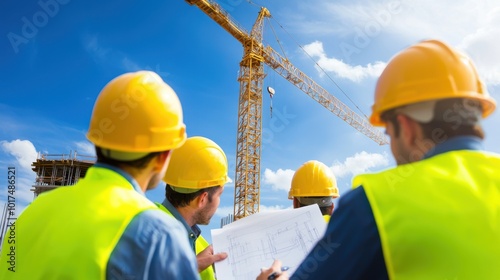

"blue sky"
[1, 0, 500, 243]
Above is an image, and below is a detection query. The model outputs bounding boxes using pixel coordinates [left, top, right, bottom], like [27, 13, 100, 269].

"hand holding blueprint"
[211, 204, 326, 280]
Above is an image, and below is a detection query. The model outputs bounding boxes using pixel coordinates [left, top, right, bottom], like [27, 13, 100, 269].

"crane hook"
[267, 86, 275, 118]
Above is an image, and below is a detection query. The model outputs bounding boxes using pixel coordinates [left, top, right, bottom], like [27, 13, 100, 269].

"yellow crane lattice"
[185, 0, 388, 220]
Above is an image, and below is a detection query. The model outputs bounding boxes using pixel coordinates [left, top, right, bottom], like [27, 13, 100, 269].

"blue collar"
[93, 163, 144, 195]
[423, 136, 484, 159]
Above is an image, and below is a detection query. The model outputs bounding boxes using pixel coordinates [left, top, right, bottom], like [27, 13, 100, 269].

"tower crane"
[185, 0, 388, 220]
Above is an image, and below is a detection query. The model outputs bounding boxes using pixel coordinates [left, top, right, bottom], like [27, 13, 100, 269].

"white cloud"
[283, 1, 403, 37]
[331, 151, 390, 178]
[74, 141, 95, 156]
[1, 139, 38, 171]
[262, 168, 295, 192]
[290, 0, 496, 42]
[303, 41, 386, 82]
[259, 204, 291, 212]
[379, 0, 498, 43]
[215, 205, 290, 217]
[459, 7, 500, 85]
[122, 57, 142, 72]
[292, 0, 500, 86]
[0, 173, 41, 222]
[0, 140, 38, 216]
[215, 206, 234, 218]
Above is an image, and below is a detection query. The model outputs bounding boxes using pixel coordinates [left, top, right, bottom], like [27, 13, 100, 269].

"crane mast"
[185, 0, 388, 220]
[233, 7, 271, 219]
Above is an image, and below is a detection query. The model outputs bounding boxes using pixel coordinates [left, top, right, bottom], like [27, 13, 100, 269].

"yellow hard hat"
[289, 160, 339, 199]
[370, 40, 496, 126]
[163, 136, 229, 190]
[87, 71, 186, 153]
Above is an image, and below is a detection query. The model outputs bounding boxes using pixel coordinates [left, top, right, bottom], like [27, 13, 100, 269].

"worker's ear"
[197, 191, 210, 208]
[153, 150, 171, 172]
[397, 115, 419, 147]
[292, 197, 300, 209]
[328, 204, 334, 215]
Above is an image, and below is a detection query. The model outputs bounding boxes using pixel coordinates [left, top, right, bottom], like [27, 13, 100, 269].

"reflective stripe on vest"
[353, 150, 500, 279]
[156, 202, 216, 280]
[0, 167, 157, 280]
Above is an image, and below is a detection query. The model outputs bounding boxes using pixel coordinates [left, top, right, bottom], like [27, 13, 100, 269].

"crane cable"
[247, 0, 282, 118]
[245, 0, 259, 8]
[246, 0, 369, 119]
[266, 17, 289, 62]
[246, 0, 288, 60]
[269, 15, 370, 119]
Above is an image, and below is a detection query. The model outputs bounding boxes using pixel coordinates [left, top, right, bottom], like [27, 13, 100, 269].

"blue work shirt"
[98, 163, 200, 280]
[291, 136, 483, 280]
[161, 198, 201, 251]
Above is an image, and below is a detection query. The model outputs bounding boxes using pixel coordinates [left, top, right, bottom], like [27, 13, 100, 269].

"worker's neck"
[119, 165, 150, 193]
[176, 206, 197, 227]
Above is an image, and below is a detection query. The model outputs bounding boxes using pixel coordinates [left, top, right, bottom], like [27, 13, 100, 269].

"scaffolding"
[31, 151, 95, 198]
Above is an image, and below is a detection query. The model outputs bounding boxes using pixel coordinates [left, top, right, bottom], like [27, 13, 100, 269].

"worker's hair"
[418, 121, 484, 140]
[381, 98, 484, 140]
[95, 147, 162, 169]
[297, 201, 332, 216]
[166, 184, 221, 208]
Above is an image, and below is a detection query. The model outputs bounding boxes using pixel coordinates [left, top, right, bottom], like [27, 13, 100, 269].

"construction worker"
[157, 136, 229, 280]
[0, 71, 200, 279]
[292, 40, 500, 279]
[289, 160, 339, 222]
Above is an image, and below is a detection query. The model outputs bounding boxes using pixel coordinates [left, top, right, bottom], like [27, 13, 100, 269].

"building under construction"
[0, 152, 95, 246]
[31, 151, 95, 198]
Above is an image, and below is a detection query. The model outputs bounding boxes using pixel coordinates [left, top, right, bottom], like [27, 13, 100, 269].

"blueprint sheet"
[211, 204, 326, 280]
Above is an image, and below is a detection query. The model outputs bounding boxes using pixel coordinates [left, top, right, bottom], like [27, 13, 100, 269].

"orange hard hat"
[370, 40, 496, 126]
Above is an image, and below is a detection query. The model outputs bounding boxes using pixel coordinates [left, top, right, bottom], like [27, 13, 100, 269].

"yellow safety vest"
[195, 235, 216, 280]
[353, 150, 500, 279]
[323, 214, 330, 223]
[0, 167, 157, 280]
[157, 203, 216, 280]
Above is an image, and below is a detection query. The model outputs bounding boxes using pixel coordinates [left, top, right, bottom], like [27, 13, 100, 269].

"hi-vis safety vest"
[157, 203, 216, 280]
[195, 235, 216, 280]
[353, 150, 500, 279]
[323, 215, 330, 223]
[0, 167, 157, 280]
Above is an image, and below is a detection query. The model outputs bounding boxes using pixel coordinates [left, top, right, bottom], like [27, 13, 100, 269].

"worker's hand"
[256, 259, 289, 280]
[196, 245, 228, 272]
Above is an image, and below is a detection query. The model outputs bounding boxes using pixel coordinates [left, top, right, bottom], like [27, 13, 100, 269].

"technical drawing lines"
[212, 204, 326, 280]
[214, 208, 325, 280]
